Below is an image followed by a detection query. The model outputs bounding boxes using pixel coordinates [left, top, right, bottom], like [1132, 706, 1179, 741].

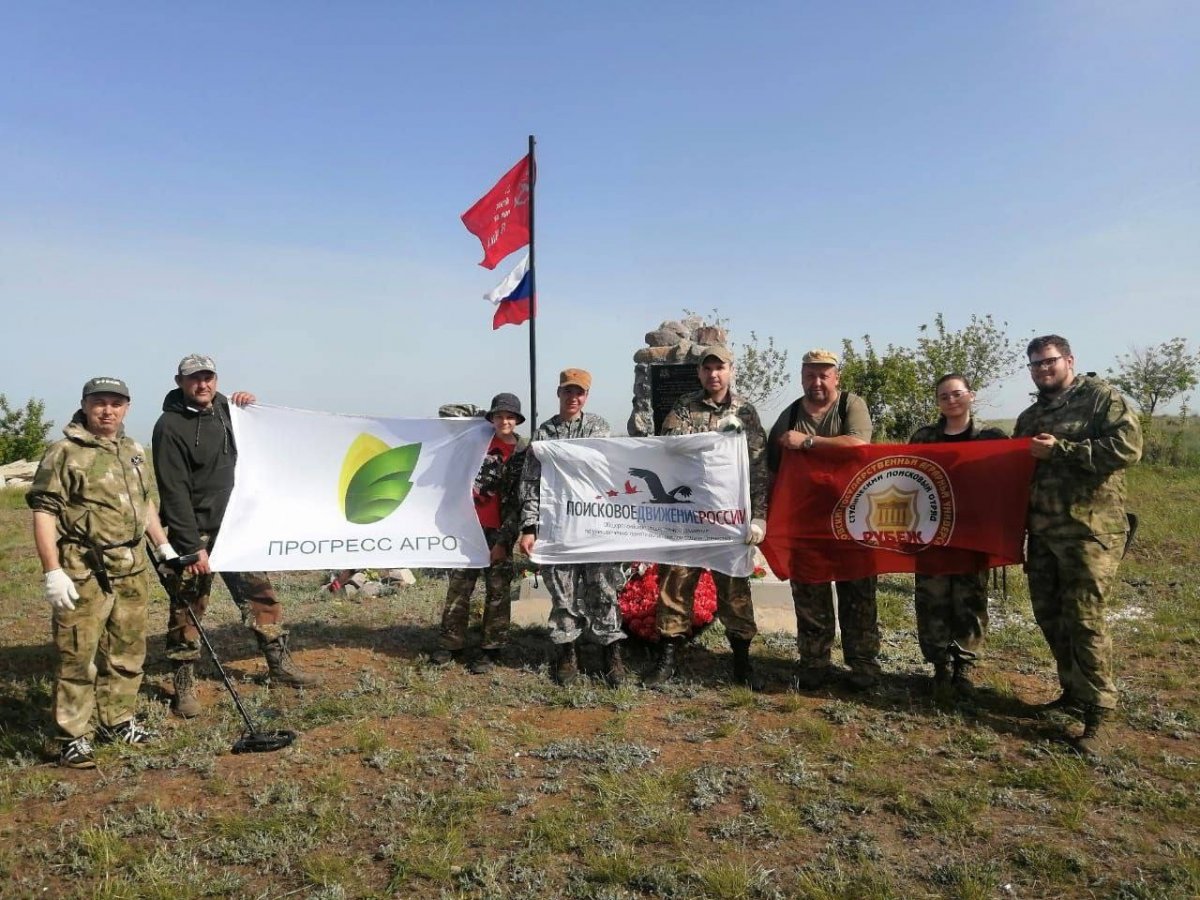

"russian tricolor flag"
[484, 253, 534, 330]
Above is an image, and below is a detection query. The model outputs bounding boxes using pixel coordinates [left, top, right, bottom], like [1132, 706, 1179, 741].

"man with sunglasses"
[1014, 335, 1141, 757]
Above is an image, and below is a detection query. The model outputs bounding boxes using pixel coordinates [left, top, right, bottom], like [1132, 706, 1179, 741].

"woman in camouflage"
[908, 374, 1007, 695]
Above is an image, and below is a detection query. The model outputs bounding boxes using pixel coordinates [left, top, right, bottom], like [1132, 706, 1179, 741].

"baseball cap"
[559, 368, 592, 391]
[802, 349, 839, 366]
[81, 377, 131, 399]
[701, 345, 734, 364]
[177, 354, 218, 377]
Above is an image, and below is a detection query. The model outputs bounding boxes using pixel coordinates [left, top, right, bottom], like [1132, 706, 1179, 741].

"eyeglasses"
[1027, 356, 1063, 371]
[936, 390, 970, 402]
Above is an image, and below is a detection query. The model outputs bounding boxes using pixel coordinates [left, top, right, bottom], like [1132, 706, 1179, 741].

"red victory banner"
[762, 438, 1035, 584]
[461, 154, 532, 269]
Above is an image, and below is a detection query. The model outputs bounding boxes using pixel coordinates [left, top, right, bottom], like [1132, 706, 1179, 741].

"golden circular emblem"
[831, 455, 954, 554]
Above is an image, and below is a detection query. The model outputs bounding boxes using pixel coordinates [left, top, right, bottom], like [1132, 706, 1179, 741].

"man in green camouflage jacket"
[28, 377, 176, 768]
[1014, 335, 1142, 757]
[642, 345, 768, 689]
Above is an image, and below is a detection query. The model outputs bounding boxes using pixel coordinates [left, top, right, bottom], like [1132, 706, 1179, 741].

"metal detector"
[181, 604, 297, 754]
[153, 547, 296, 754]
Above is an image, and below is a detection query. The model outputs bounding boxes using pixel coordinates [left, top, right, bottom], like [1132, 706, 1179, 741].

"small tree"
[913, 313, 1023, 399]
[839, 336, 923, 440]
[0, 394, 54, 464]
[839, 314, 1023, 440]
[1107, 337, 1200, 417]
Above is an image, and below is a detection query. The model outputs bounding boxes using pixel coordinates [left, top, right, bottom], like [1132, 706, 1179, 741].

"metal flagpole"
[527, 134, 538, 435]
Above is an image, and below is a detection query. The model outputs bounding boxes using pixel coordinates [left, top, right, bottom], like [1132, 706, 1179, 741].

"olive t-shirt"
[788, 392, 873, 442]
[766, 391, 873, 475]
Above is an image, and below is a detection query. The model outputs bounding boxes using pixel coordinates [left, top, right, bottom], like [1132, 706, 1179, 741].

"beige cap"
[559, 368, 592, 391]
[701, 345, 734, 364]
[802, 348, 839, 366]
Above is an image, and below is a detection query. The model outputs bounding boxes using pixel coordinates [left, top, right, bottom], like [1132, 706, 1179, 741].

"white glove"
[716, 414, 744, 434]
[44, 569, 79, 612]
[157, 543, 179, 562]
[746, 518, 766, 545]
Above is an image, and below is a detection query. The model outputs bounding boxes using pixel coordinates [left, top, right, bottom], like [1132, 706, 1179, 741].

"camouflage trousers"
[790, 577, 880, 675]
[160, 565, 282, 661]
[1026, 534, 1124, 710]
[52, 570, 149, 739]
[543, 563, 623, 646]
[439, 529, 515, 651]
[914, 571, 989, 666]
[657, 565, 757, 641]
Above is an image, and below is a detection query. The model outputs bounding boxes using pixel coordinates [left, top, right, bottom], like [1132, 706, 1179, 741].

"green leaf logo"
[339, 433, 422, 524]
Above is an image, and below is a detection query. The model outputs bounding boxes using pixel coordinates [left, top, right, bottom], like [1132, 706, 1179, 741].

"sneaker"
[59, 736, 96, 769]
[100, 718, 158, 745]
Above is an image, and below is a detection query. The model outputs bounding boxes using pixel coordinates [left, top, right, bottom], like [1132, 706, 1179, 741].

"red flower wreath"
[617, 563, 717, 642]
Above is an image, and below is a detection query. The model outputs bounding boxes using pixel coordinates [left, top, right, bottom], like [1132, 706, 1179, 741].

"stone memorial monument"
[627, 315, 731, 436]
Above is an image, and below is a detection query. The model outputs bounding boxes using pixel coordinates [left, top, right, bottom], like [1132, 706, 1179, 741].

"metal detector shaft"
[181, 603, 263, 736]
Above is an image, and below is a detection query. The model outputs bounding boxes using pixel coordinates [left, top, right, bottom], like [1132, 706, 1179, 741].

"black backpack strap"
[838, 391, 850, 433]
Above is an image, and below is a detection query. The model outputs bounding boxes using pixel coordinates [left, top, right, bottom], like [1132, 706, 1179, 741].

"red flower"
[618, 564, 716, 641]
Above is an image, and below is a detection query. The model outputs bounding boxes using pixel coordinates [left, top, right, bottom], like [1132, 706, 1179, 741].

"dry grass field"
[1, 462, 1197, 899]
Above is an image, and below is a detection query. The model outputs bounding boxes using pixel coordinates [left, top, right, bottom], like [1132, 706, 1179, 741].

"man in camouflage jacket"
[518, 368, 625, 686]
[1014, 334, 1142, 756]
[28, 377, 176, 768]
[643, 345, 768, 689]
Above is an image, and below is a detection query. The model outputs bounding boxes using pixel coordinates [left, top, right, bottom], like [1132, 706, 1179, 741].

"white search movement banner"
[208, 404, 492, 572]
[531, 432, 755, 576]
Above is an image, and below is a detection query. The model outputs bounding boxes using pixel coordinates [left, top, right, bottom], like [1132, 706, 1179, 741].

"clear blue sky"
[3, 1, 1197, 441]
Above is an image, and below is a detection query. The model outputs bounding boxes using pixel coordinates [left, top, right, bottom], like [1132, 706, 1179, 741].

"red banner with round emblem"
[763, 438, 1035, 583]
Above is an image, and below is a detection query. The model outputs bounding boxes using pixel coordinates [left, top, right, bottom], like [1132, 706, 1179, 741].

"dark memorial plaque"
[649, 363, 700, 435]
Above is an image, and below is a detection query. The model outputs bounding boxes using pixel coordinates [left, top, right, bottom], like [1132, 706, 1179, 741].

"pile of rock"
[0, 460, 37, 488]
[324, 568, 416, 599]
[627, 315, 730, 437]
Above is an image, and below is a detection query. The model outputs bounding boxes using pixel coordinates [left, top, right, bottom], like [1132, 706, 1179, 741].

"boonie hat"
[802, 348, 839, 366]
[559, 368, 592, 391]
[701, 345, 734, 364]
[177, 353, 218, 377]
[486, 392, 525, 424]
[81, 377, 131, 399]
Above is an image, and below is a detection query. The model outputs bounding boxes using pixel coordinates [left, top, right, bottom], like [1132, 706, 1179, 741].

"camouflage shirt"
[1013, 375, 1142, 538]
[27, 414, 152, 578]
[520, 412, 612, 532]
[661, 389, 768, 518]
[909, 417, 1008, 444]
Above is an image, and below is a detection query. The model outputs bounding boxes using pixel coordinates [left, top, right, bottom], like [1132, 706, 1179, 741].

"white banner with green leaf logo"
[208, 404, 493, 571]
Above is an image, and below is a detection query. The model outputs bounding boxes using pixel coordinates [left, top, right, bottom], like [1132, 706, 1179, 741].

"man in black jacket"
[153, 354, 318, 718]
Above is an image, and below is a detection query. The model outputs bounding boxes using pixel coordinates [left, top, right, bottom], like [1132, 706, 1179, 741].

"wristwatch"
[802, 435, 815, 451]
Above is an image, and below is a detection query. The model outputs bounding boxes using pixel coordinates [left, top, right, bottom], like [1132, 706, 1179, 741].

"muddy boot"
[260, 633, 321, 687]
[1074, 705, 1109, 759]
[728, 636, 763, 691]
[642, 637, 681, 689]
[1033, 691, 1081, 717]
[793, 663, 834, 691]
[469, 649, 501, 675]
[603, 641, 626, 687]
[553, 641, 579, 686]
[948, 642, 977, 696]
[172, 661, 202, 718]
